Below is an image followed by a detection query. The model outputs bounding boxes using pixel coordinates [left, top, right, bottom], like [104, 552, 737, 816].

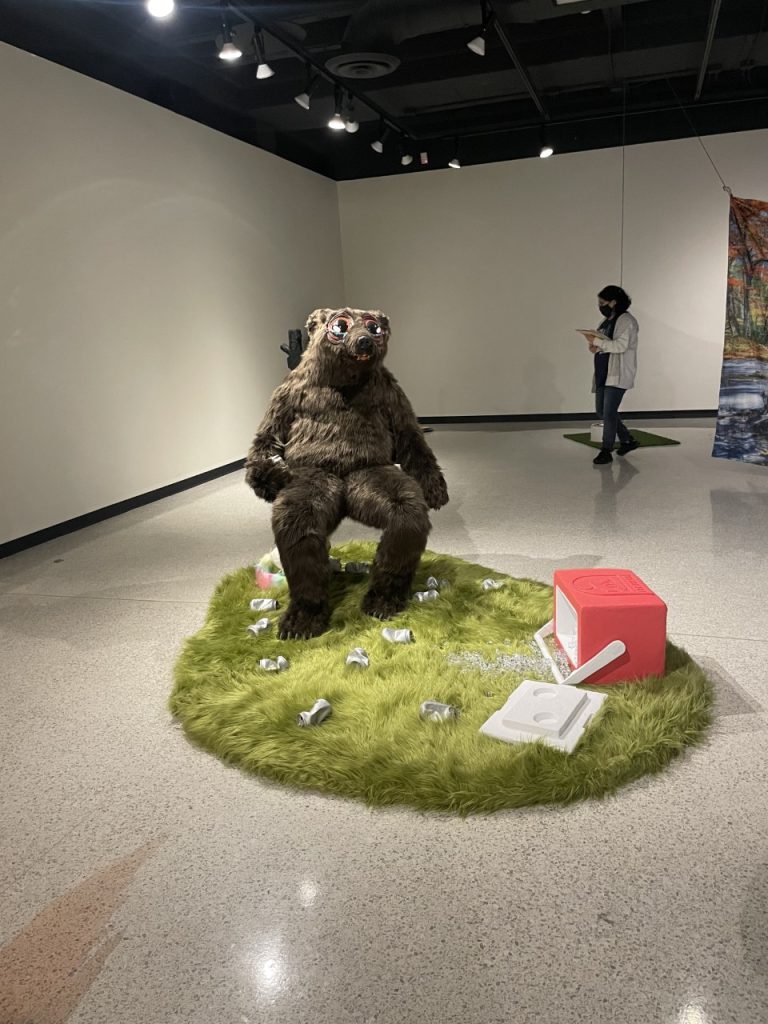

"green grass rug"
[170, 543, 712, 815]
[564, 428, 681, 450]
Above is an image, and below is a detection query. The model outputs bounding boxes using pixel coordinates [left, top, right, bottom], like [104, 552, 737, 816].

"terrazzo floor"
[1, 424, 767, 1024]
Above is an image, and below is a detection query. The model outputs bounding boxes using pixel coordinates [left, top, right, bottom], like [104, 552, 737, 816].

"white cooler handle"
[534, 619, 626, 686]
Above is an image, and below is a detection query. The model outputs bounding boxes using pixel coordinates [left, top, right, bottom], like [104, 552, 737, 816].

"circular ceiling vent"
[325, 52, 400, 79]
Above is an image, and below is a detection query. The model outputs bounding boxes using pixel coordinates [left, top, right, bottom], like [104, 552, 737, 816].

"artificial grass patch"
[564, 429, 681, 450]
[170, 543, 712, 815]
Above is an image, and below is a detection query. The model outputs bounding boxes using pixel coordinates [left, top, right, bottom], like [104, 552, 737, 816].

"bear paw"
[362, 587, 409, 621]
[278, 602, 330, 641]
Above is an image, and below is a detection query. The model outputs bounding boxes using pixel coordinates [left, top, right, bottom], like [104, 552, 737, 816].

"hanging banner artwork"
[713, 196, 768, 465]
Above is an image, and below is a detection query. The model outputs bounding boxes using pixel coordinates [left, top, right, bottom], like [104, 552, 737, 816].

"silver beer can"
[297, 698, 332, 728]
[259, 656, 289, 672]
[414, 589, 440, 603]
[250, 598, 279, 612]
[420, 700, 460, 722]
[345, 561, 371, 575]
[246, 617, 271, 636]
[382, 628, 413, 644]
[346, 647, 370, 668]
[481, 579, 505, 591]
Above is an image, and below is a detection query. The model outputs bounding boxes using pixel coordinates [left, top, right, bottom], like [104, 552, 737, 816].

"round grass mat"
[170, 543, 713, 815]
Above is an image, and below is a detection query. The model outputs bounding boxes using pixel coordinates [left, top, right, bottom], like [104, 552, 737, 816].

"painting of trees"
[725, 197, 768, 358]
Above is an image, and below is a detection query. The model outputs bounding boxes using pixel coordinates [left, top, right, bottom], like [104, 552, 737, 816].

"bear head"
[302, 307, 391, 384]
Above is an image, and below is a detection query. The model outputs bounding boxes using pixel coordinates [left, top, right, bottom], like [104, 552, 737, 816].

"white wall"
[338, 130, 768, 417]
[0, 42, 343, 545]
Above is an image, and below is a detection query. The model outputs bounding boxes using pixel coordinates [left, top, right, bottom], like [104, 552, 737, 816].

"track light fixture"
[448, 138, 461, 169]
[371, 121, 388, 154]
[253, 29, 274, 79]
[328, 87, 346, 130]
[218, 4, 241, 61]
[467, 2, 491, 56]
[146, 0, 174, 18]
[400, 145, 414, 166]
[539, 127, 554, 158]
[539, 144, 554, 159]
[344, 94, 359, 133]
[294, 69, 319, 110]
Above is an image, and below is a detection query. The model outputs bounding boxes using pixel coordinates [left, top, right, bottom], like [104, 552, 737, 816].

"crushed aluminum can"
[328, 557, 342, 573]
[426, 576, 450, 591]
[414, 589, 440, 603]
[482, 579, 505, 591]
[346, 647, 370, 668]
[420, 700, 460, 722]
[382, 628, 413, 644]
[250, 598, 279, 612]
[246, 617, 271, 636]
[345, 561, 371, 575]
[297, 698, 332, 728]
[259, 656, 289, 672]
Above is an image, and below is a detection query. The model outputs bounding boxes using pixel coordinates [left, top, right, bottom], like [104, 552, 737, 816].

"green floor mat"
[564, 429, 681, 450]
[170, 543, 711, 816]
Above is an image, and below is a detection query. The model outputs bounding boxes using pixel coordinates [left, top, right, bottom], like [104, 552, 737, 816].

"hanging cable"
[666, 79, 733, 195]
[620, 79, 627, 287]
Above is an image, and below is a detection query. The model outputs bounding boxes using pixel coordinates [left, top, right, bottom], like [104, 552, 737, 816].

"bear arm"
[388, 381, 448, 507]
[244, 384, 295, 499]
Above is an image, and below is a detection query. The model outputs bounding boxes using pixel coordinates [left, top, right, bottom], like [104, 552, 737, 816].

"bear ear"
[305, 308, 333, 335]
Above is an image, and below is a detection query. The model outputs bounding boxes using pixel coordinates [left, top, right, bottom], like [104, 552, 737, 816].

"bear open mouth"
[351, 352, 373, 362]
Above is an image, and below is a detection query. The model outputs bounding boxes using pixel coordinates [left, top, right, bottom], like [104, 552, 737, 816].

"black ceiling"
[2, 0, 767, 180]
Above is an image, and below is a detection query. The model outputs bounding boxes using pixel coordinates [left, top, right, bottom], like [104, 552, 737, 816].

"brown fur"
[245, 307, 448, 639]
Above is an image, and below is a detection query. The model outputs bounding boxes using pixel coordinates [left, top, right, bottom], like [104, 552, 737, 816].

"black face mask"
[598, 302, 613, 317]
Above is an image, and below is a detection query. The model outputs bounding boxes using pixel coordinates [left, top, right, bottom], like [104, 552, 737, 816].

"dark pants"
[595, 386, 632, 450]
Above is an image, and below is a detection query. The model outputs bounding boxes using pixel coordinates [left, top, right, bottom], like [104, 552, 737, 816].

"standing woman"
[582, 285, 640, 465]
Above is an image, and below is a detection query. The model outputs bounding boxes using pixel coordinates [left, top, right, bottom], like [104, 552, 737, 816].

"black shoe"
[617, 438, 640, 456]
[593, 449, 613, 465]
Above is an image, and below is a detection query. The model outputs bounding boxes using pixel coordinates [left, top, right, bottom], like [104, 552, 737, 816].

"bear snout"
[355, 335, 375, 355]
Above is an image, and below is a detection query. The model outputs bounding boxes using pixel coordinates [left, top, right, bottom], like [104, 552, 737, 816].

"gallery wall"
[338, 129, 768, 417]
[0, 42, 344, 545]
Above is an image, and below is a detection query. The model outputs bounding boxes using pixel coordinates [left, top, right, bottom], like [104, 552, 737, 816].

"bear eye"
[365, 319, 383, 337]
[328, 316, 350, 342]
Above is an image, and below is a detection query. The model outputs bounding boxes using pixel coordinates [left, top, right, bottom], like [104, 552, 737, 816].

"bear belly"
[285, 413, 393, 476]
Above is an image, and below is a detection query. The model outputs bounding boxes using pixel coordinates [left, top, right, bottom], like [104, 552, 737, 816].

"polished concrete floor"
[1, 425, 767, 1024]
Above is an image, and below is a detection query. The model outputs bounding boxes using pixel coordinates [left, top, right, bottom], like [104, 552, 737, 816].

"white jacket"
[591, 311, 639, 391]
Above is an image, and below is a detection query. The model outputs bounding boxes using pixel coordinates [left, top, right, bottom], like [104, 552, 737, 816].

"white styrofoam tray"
[480, 679, 607, 753]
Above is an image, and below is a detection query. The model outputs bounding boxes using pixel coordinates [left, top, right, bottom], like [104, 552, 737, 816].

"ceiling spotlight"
[539, 145, 554, 159]
[467, 3, 491, 56]
[219, 40, 242, 61]
[343, 93, 359, 132]
[146, 0, 174, 18]
[448, 156, 461, 169]
[328, 87, 345, 130]
[218, 4, 241, 61]
[294, 70, 318, 110]
[401, 153, 414, 166]
[253, 29, 274, 79]
[371, 121, 388, 153]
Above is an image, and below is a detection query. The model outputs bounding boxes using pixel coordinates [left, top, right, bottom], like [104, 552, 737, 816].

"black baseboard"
[419, 410, 718, 424]
[0, 458, 245, 560]
[1, 410, 716, 559]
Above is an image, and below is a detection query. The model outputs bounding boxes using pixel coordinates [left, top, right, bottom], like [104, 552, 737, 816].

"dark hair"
[598, 285, 631, 314]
